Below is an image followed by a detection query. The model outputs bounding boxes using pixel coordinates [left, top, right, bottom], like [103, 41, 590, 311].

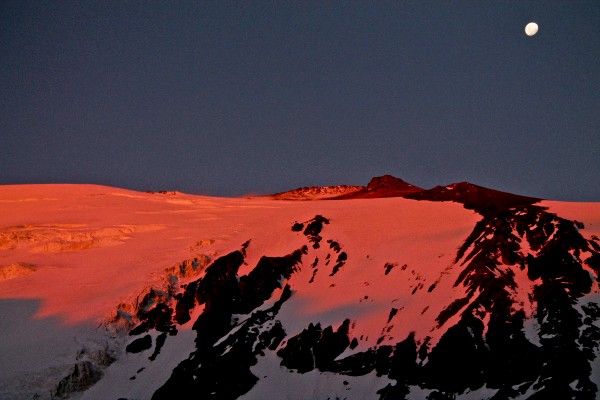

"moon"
[525, 22, 539, 36]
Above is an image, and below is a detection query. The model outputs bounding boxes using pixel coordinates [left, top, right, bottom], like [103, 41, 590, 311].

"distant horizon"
[0, 173, 596, 202]
[2, 2, 598, 201]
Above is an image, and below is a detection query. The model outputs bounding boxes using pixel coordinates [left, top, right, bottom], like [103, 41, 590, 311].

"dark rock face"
[278, 319, 351, 373]
[126, 335, 152, 354]
[301, 215, 330, 248]
[149, 332, 168, 361]
[173, 280, 197, 325]
[191, 250, 246, 348]
[152, 244, 303, 399]
[365, 175, 422, 192]
[405, 182, 541, 215]
[152, 284, 293, 400]
[384, 262, 397, 275]
[237, 250, 303, 314]
[128, 290, 177, 336]
[334, 175, 424, 199]
[152, 289, 289, 399]
[330, 251, 347, 276]
[431, 205, 600, 398]
[53, 361, 103, 399]
[425, 315, 487, 393]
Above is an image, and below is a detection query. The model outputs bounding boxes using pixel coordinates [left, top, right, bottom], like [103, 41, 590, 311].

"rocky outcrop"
[152, 245, 302, 399]
[52, 362, 103, 399]
[406, 182, 541, 215]
[334, 175, 424, 199]
[271, 185, 364, 200]
[110, 256, 210, 333]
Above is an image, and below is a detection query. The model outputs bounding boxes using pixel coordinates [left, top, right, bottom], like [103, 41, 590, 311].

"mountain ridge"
[271, 175, 541, 216]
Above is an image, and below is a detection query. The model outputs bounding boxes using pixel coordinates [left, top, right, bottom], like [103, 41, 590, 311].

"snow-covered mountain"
[0, 178, 599, 400]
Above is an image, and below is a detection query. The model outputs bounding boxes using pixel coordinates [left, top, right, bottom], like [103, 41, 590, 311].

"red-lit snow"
[0, 185, 598, 399]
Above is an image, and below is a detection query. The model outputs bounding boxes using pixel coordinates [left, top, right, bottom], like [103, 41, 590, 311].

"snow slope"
[0, 184, 599, 399]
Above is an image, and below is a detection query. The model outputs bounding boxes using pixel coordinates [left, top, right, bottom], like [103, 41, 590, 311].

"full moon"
[525, 22, 539, 36]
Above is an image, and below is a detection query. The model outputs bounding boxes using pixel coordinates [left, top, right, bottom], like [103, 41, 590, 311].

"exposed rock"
[237, 250, 303, 313]
[149, 332, 168, 361]
[53, 361, 103, 399]
[278, 319, 351, 373]
[271, 185, 364, 200]
[406, 182, 540, 215]
[384, 262, 396, 275]
[0, 262, 36, 280]
[302, 215, 330, 248]
[330, 251, 347, 276]
[76, 344, 116, 367]
[334, 175, 424, 199]
[126, 335, 152, 353]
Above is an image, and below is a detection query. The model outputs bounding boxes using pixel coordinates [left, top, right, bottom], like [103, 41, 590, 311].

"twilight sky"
[1, 1, 599, 200]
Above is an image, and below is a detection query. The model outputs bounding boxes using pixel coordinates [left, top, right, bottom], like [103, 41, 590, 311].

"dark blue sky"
[1, 1, 599, 200]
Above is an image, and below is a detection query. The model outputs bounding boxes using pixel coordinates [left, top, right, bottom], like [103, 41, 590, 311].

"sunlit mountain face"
[1, 177, 599, 400]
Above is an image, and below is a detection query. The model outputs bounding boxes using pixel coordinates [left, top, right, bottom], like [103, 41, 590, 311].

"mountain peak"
[270, 175, 424, 200]
[333, 175, 424, 199]
[366, 175, 423, 192]
[269, 176, 542, 216]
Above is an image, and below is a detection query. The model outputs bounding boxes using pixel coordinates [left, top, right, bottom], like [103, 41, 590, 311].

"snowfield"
[0, 184, 599, 399]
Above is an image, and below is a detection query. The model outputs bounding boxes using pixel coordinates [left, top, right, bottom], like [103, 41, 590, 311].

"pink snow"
[1, 184, 599, 398]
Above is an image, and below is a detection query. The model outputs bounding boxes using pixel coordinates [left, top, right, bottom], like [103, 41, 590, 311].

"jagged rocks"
[237, 249, 303, 314]
[330, 251, 347, 276]
[278, 320, 352, 373]
[302, 215, 330, 248]
[153, 285, 293, 400]
[191, 250, 245, 348]
[173, 280, 198, 325]
[149, 332, 168, 361]
[112, 256, 210, 335]
[427, 205, 600, 398]
[152, 241, 306, 399]
[53, 362, 103, 399]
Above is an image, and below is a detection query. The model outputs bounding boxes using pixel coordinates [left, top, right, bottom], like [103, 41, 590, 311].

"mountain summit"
[270, 174, 423, 200]
[335, 175, 424, 199]
[366, 174, 423, 192]
[272, 175, 541, 215]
